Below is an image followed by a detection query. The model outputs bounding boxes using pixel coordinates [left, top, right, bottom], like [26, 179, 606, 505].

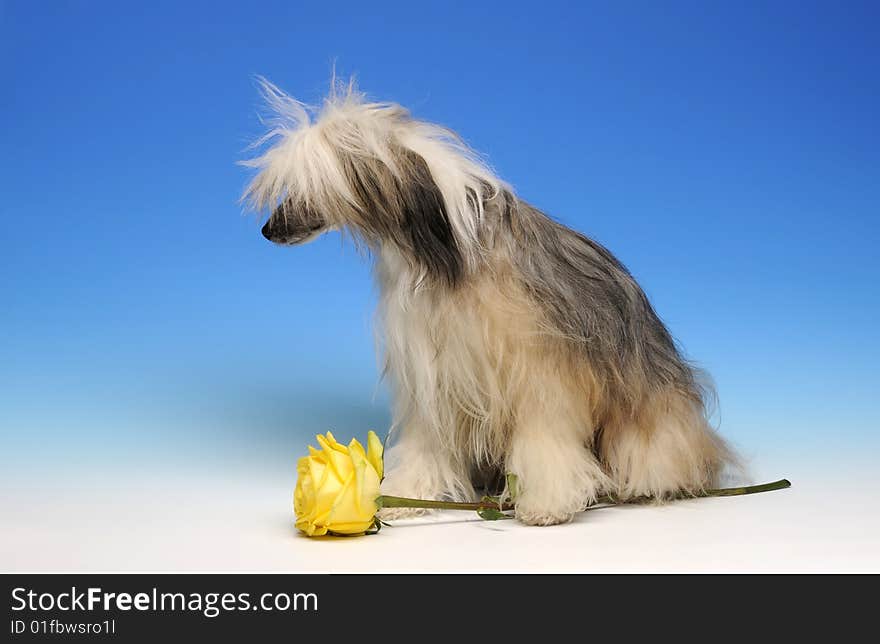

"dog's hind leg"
[600, 392, 733, 500]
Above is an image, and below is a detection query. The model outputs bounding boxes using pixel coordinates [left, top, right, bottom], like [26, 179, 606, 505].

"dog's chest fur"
[375, 248, 542, 463]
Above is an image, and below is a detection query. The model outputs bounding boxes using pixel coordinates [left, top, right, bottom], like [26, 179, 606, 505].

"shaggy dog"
[243, 79, 736, 525]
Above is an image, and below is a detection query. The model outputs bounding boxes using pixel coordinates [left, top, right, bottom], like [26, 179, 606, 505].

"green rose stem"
[376, 478, 792, 514]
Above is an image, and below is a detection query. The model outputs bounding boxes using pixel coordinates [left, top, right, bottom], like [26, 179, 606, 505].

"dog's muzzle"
[261, 220, 326, 245]
[261, 201, 327, 245]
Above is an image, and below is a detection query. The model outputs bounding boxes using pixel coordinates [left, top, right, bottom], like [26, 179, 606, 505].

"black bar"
[2, 573, 873, 639]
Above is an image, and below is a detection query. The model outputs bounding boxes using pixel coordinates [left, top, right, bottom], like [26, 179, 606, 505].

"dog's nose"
[261, 221, 273, 241]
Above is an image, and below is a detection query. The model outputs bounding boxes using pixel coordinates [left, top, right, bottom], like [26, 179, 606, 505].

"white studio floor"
[3, 454, 878, 573]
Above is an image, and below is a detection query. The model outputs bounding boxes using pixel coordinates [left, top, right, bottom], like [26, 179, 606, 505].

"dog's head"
[241, 78, 507, 285]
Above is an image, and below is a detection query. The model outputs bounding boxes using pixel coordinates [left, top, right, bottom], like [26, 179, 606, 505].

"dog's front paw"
[377, 478, 432, 520]
[515, 506, 575, 526]
[377, 506, 430, 521]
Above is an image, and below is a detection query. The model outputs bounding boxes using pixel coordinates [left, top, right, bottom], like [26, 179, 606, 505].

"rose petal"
[325, 470, 356, 527]
[348, 441, 368, 515]
[309, 455, 342, 522]
[366, 430, 384, 479]
[316, 434, 349, 482]
[326, 520, 373, 535]
[323, 431, 349, 453]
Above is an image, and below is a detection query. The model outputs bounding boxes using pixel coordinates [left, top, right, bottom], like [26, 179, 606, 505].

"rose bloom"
[294, 431, 384, 536]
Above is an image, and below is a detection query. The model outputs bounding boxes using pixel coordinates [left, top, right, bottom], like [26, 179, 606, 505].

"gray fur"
[492, 195, 706, 415]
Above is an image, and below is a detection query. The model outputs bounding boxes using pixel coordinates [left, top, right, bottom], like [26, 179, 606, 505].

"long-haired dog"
[243, 79, 738, 525]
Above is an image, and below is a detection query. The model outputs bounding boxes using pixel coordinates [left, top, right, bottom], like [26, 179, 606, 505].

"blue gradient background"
[1, 0, 878, 488]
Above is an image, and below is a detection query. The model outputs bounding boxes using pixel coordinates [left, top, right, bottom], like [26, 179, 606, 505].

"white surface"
[3, 459, 878, 573]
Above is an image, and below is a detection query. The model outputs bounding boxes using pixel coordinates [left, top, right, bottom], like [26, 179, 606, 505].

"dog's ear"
[397, 150, 464, 287]
[344, 148, 464, 286]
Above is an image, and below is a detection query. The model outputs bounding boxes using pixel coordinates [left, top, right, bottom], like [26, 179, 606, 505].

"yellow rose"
[294, 431, 384, 537]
